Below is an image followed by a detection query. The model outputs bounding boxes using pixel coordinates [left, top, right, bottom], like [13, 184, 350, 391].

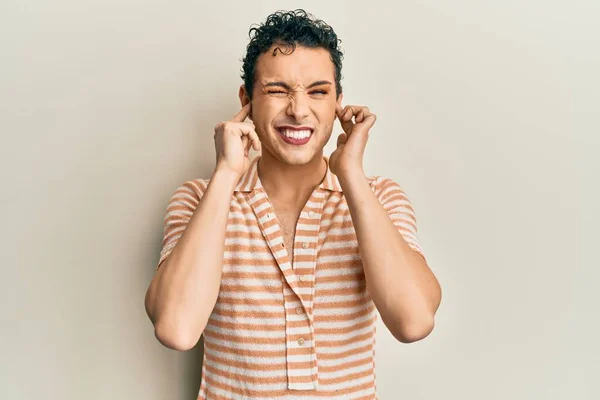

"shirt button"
[297, 338, 305, 346]
[302, 242, 309, 249]
[296, 307, 303, 314]
[308, 211, 316, 217]
[299, 275, 309, 282]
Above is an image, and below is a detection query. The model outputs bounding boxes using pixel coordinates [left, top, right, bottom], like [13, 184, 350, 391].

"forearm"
[145, 167, 239, 350]
[339, 170, 440, 342]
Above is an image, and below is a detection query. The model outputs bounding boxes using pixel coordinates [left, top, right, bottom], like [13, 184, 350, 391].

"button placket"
[307, 193, 326, 325]
[284, 193, 324, 391]
[284, 294, 314, 390]
[247, 190, 306, 304]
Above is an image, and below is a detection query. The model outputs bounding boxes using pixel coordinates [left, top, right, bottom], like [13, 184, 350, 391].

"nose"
[286, 92, 310, 121]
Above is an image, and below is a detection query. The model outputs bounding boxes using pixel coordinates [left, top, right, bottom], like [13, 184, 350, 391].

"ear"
[335, 92, 344, 119]
[336, 92, 343, 109]
[239, 85, 253, 120]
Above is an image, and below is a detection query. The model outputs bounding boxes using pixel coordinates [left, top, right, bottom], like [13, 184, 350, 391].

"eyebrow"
[263, 80, 332, 90]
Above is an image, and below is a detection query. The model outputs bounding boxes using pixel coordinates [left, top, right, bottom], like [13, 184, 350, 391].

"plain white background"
[1, 1, 597, 399]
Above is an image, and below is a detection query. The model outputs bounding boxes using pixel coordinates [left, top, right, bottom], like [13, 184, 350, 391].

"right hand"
[213, 103, 261, 178]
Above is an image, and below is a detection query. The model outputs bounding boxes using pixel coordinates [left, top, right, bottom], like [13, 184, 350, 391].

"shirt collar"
[234, 155, 342, 193]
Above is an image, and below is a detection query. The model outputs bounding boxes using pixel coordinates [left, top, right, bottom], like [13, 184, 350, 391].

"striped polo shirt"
[157, 155, 426, 400]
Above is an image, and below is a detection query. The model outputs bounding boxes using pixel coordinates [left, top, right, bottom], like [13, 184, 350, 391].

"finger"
[233, 122, 256, 137]
[359, 113, 377, 131]
[234, 123, 261, 152]
[339, 109, 354, 135]
[340, 105, 369, 120]
[357, 107, 370, 122]
[337, 105, 353, 121]
[250, 140, 260, 152]
[336, 133, 347, 147]
[340, 106, 358, 127]
[232, 102, 251, 122]
[343, 106, 354, 121]
[242, 121, 255, 130]
[335, 103, 343, 118]
[249, 131, 261, 151]
[356, 109, 372, 124]
[339, 105, 353, 118]
[242, 135, 250, 156]
[245, 139, 253, 157]
[356, 110, 365, 123]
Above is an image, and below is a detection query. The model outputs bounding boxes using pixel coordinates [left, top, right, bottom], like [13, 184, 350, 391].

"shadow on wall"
[183, 336, 204, 398]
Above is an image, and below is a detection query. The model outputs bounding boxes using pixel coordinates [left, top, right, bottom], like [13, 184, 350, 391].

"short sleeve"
[371, 177, 427, 262]
[156, 179, 208, 270]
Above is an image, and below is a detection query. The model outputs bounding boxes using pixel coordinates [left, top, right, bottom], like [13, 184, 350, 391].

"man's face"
[243, 44, 342, 166]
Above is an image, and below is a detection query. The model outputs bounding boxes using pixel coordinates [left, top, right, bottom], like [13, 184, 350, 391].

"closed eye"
[267, 89, 328, 96]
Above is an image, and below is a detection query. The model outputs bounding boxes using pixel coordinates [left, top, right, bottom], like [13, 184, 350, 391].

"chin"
[282, 152, 319, 165]
[266, 146, 319, 166]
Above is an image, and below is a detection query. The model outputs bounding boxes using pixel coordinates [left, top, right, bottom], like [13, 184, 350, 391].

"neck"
[257, 151, 327, 200]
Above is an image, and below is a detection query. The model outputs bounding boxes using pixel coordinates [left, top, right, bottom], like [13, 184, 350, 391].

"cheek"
[255, 99, 287, 120]
[251, 104, 271, 123]
[314, 103, 336, 123]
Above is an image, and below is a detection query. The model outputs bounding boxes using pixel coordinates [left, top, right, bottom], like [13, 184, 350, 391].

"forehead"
[255, 45, 335, 85]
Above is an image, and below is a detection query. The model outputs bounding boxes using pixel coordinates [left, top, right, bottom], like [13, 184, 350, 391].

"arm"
[144, 102, 260, 351]
[144, 168, 239, 351]
[339, 172, 441, 343]
[330, 102, 441, 343]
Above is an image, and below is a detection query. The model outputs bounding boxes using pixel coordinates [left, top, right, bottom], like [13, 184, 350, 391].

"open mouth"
[276, 127, 313, 145]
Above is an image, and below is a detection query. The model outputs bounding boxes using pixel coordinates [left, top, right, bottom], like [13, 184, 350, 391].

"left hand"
[329, 104, 377, 177]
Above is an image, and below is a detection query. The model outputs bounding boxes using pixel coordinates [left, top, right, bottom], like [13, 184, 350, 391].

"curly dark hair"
[241, 9, 344, 100]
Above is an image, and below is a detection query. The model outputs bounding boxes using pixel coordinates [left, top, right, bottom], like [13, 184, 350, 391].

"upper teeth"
[281, 129, 311, 139]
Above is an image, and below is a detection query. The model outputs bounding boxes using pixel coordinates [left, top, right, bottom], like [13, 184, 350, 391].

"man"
[145, 9, 441, 399]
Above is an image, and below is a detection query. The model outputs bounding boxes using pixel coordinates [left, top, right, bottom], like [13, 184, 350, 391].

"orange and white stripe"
[157, 156, 426, 399]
